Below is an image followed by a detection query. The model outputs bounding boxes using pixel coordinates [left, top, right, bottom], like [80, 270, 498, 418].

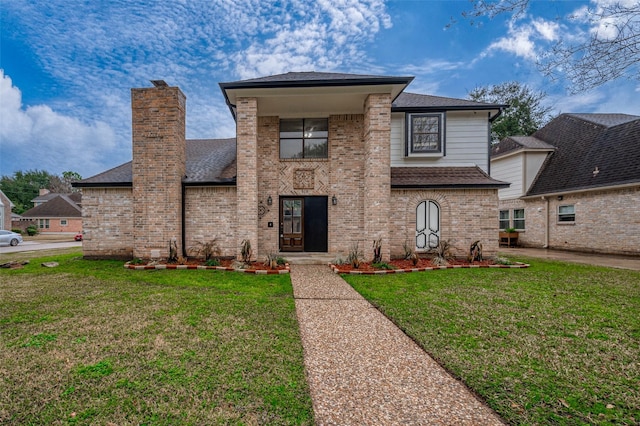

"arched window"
[416, 200, 440, 250]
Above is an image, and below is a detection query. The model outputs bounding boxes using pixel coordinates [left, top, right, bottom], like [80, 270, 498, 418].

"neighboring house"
[75, 72, 508, 260]
[0, 189, 14, 230]
[19, 192, 83, 233]
[491, 113, 640, 256]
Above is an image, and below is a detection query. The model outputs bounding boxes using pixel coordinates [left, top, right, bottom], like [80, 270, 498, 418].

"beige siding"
[391, 111, 490, 171]
[524, 152, 548, 193]
[492, 154, 522, 199]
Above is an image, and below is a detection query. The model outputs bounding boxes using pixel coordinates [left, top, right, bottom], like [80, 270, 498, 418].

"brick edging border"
[329, 262, 529, 275]
[124, 263, 291, 274]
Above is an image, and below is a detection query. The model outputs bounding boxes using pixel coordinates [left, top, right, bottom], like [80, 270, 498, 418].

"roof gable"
[491, 136, 555, 159]
[21, 195, 82, 218]
[526, 113, 640, 196]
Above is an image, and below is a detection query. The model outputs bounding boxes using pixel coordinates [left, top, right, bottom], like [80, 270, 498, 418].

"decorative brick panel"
[131, 85, 186, 259]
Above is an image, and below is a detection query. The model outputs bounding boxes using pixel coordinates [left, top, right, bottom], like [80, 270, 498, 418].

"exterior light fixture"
[557, 195, 563, 201]
[332, 195, 337, 205]
[267, 195, 273, 206]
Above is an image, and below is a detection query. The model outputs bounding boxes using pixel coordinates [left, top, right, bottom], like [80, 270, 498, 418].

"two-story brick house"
[75, 72, 508, 261]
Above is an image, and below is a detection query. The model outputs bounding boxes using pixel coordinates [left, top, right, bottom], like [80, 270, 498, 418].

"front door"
[280, 198, 304, 251]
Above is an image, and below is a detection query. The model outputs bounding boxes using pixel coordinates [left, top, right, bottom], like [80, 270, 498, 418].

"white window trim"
[513, 209, 525, 231]
[405, 112, 445, 158]
[557, 204, 576, 223]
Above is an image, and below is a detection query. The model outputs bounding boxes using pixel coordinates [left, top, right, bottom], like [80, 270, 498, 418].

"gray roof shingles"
[21, 195, 82, 218]
[77, 139, 237, 187]
[393, 92, 504, 110]
[491, 136, 555, 158]
[391, 166, 509, 188]
[526, 113, 640, 196]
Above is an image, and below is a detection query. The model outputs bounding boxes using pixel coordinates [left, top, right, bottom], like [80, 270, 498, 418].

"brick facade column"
[236, 97, 259, 260]
[131, 84, 186, 259]
[364, 93, 392, 261]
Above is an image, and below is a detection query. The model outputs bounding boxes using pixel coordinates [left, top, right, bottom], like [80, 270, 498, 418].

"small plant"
[240, 239, 252, 265]
[168, 238, 178, 263]
[129, 258, 144, 265]
[332, 257, 345, 265]
[11, 229, 23, 235]
[504, 227, 517, 233]
[276, 256, 287, 266]
[189, 238, 221, 261]
[204, 258, 221, 267]
[372, 262, 396, 270]
[347, 242, 363, 269]
[403, 240, 419, 265]
[264, 252, 278, 269]
[468, 240, 483, 262]
[26, 225, 38, 236]
[432, 240, 454, 266]
[372, 238, 382, 263]
[494, 256, 513, 265]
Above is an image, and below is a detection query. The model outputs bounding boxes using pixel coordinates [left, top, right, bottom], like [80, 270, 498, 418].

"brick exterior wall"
[131, 85, 186, 259]
[235, 97, 259, 260]
[184, 186, 237, 257]
[81, 187, 134, 258]
[501, 186, 640, 255]
[391, 189, 501, 259]
[327, 114, 366, 257]
[364, 94, 392, 261]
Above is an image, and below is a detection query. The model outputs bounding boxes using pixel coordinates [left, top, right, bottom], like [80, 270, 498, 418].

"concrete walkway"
[499, 247, 640, 271]
[291, 265, 504, 425]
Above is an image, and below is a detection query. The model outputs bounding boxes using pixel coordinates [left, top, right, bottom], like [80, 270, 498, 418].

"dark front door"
[279, 196, 328, 252]
[280, 198, 304, 251]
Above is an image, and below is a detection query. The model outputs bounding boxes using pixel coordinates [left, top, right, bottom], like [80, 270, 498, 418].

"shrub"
[204, 258, 221, 267]
[432, 240, 454, 266]
[189, 238, 221, 261]
[11, 229, 23, 235]
[347, 242, 363, 269]
[240, 239, 252, 264]
[26, 225, 38, 236]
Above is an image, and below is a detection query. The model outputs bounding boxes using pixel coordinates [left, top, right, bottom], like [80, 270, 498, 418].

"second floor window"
[406, 113, 444, 156]
[280, 118, 328, 159]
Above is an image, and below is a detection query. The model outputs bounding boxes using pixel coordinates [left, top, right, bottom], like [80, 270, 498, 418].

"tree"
[0, 170, 82, 214]
[468, 81, 552, 142]
[462, 0, 640, 93]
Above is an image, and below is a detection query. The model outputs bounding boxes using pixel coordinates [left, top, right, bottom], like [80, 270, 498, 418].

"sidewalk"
[291, 265, 504, 425]
[499, 247, 640, 271]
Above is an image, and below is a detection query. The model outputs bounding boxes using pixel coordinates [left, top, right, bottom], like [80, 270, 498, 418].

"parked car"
[0, 230, 23, 246]
[74, 233, 83, 241]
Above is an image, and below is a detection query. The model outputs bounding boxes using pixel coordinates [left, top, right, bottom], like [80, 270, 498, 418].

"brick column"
[364, 94, 392, 261]
[131, 84, 186, 259]
[236, 97, 259, 260]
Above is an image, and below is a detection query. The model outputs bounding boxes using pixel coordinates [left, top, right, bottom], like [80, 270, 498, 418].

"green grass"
[343, 258, 640, 425]
[0, 250, 313, 425]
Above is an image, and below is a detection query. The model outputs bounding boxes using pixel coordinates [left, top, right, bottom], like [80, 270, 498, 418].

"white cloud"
[0, 71, 118, 176]
[485, 20, 537, 60]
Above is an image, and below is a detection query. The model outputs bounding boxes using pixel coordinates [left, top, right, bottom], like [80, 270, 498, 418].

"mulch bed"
[124, 258, 290, 274]
[331, 257, 529, 274]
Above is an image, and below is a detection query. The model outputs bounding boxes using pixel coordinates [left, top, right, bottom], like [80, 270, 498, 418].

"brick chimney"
[131, 81, 186, 259]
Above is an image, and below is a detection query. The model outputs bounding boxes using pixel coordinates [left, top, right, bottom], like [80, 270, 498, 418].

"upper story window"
[280, 118, 328, 159]
[558, 205, 575, 223]
[406, 113, 445, 157]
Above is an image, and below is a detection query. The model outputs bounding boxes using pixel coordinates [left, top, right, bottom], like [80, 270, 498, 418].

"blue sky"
[1, 0, 638, 179]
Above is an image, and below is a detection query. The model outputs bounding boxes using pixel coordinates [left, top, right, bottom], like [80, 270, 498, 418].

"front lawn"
[344, 258, 640, 425]
[0, 251, 313, 425]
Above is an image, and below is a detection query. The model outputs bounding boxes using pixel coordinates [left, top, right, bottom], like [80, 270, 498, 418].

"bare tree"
[463, 0, 640, 93]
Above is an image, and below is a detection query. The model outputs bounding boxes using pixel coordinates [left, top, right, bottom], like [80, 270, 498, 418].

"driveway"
[0, 241, 82, 254]
[499, 247, 640, 271]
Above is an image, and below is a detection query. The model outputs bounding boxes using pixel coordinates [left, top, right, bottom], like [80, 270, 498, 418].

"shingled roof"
[21, 195, 82, 218]
[392, 92, 505, 111]
[490, 136, 555, 159]
[219, 71, 413, 87]
[76, 139, 237, 187]
[391, 166, 509, 188]
[525, 113, 640, 196]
